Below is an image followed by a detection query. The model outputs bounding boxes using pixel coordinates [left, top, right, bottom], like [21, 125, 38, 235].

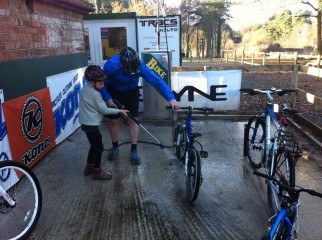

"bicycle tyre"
[245, 116, 266, 169]
[175, 125, 186, 161]
[0, 160, 42, 240]
[267, 148, 295, 217]
[185, 149, 201, 202]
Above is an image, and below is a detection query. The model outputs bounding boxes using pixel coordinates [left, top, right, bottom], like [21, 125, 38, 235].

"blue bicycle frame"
[269, 207, 293, 239]
[184, 108, 194, 176]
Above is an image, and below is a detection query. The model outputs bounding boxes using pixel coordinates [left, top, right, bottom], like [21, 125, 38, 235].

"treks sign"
[137, 15, 181, 67]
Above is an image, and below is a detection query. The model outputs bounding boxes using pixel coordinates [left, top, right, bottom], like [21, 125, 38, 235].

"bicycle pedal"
[200, 151, 208, 158]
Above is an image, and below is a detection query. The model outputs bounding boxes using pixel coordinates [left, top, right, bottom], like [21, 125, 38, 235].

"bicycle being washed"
[240, 88, 302, 217]
[0, 160, 42, 240]
[167, 106, 213, 202]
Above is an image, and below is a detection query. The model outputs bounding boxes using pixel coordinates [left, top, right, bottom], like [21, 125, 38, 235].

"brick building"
[0, 0, 94, 101]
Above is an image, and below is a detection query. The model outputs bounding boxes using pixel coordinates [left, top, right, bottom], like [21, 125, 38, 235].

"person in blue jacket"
[100, 47, 180, 165]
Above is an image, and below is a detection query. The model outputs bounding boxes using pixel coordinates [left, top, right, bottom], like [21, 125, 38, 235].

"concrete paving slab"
[25, 118, 322, 240]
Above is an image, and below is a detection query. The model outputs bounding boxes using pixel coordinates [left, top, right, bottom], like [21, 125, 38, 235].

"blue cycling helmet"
[120, 47, 140, 75]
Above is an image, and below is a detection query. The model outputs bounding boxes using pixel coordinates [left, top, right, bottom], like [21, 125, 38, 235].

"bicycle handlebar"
[165, 106, 214, 111]
[240, 88, 296, 96]
[253, 171, 322, 198]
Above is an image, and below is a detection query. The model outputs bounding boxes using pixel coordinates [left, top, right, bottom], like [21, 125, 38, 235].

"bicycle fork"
[0, 185, 16, 207]
[184, 150, 189, 176]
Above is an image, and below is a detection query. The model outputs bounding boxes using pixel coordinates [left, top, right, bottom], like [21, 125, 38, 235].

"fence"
[221, 50, 322, 67]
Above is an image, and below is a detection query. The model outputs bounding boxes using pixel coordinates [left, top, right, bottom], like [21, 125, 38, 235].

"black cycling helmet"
[120, 47, 140, 75]
[85, 65, 106, 82]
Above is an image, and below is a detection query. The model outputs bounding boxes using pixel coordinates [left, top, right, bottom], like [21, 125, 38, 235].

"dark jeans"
[81, 125, 104, 168]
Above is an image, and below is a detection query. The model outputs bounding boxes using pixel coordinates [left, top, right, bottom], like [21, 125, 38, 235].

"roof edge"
[39, 0, 95, 14]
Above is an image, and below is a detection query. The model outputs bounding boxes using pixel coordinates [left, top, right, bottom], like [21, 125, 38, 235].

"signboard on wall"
[137, 15, 181, 67]
[2, 88, 56, 167]
[46, 67, 85, 144]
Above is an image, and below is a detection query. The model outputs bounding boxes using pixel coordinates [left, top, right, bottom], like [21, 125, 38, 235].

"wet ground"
[27, 117, 322, 240]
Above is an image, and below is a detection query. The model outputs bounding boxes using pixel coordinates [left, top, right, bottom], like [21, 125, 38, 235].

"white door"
[84, 19, 137, 67]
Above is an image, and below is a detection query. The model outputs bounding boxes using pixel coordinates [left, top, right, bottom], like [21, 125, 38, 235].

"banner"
[171, 70, 242, 110]
[46, 67, 85, 144]
[2, 88, 56, 167]
[0, 90, 12, 163]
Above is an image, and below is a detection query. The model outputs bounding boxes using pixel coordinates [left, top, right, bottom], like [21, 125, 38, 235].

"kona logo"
[173, 85, 228, 102]
[21, 96, 44, 143]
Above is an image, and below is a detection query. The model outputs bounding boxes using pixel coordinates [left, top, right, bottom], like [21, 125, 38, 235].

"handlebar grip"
[239, 88, 256, 95]
[240, 88, 252, 92]
[165, 106, 173, 110]
[277, 89, 296, 96]
[307, 189, 322, 198]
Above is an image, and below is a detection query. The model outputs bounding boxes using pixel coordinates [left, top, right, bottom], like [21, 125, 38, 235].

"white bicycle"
[0, 160, 42, 240]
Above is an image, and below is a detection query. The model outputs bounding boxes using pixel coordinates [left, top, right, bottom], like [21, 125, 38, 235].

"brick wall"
[0, 0, 88, 62]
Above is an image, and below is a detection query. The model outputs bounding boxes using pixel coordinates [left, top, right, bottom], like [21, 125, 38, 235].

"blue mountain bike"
[169, 106, 213, 202]
[254, 170, 322, 240]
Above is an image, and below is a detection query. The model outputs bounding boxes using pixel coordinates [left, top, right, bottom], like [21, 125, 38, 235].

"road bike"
[0, 160, 42, 240]
[241, 88, 302, 216]
[168, 106, 213, 202]
[254, 170, 322, 240]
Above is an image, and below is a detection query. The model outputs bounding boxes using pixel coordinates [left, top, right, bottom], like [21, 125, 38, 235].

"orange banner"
[3, 88, 56, 168]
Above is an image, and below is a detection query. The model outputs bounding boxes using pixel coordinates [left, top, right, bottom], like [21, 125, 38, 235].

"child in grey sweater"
[79, 65, 128, 180]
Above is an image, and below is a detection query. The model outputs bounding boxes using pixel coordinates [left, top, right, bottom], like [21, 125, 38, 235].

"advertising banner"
[2, 88, 56, 167]
[0, 90, 12, 163]
[46, 67, 85, 144]
[137, 15, 181, 67]
[171, 70, 242, 110]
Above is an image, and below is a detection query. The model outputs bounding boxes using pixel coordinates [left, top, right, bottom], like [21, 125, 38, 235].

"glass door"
[84, 19, 137, 66]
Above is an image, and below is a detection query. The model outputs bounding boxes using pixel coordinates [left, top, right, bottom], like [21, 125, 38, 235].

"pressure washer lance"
[112, 99, 165, 149]
[127, 112, 165, 149]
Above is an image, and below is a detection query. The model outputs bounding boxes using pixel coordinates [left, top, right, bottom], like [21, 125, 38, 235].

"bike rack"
[279, 131, 303, 165]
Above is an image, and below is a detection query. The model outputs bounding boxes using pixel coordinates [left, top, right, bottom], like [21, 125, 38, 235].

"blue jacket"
[100, 55, 175, 102]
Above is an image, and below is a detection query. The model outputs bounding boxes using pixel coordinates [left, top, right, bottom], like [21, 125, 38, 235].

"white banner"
[46, 68, 86, 144]
[137, 16, 181, 67]
[0, 90, 12, 163]
[171, 70, 242, 110]
[0, 90, 17, 190]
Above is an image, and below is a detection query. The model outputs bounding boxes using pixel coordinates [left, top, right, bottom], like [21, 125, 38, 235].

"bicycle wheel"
[175, 125, 186, 161]
[267, 148, 295, 217]
[245, 116, 266, 169]
[0, 160, 42, 240]
[186, 149, 201, 202]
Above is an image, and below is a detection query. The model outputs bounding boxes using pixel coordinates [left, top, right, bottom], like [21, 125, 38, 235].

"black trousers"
[81, 125, 104, 168]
